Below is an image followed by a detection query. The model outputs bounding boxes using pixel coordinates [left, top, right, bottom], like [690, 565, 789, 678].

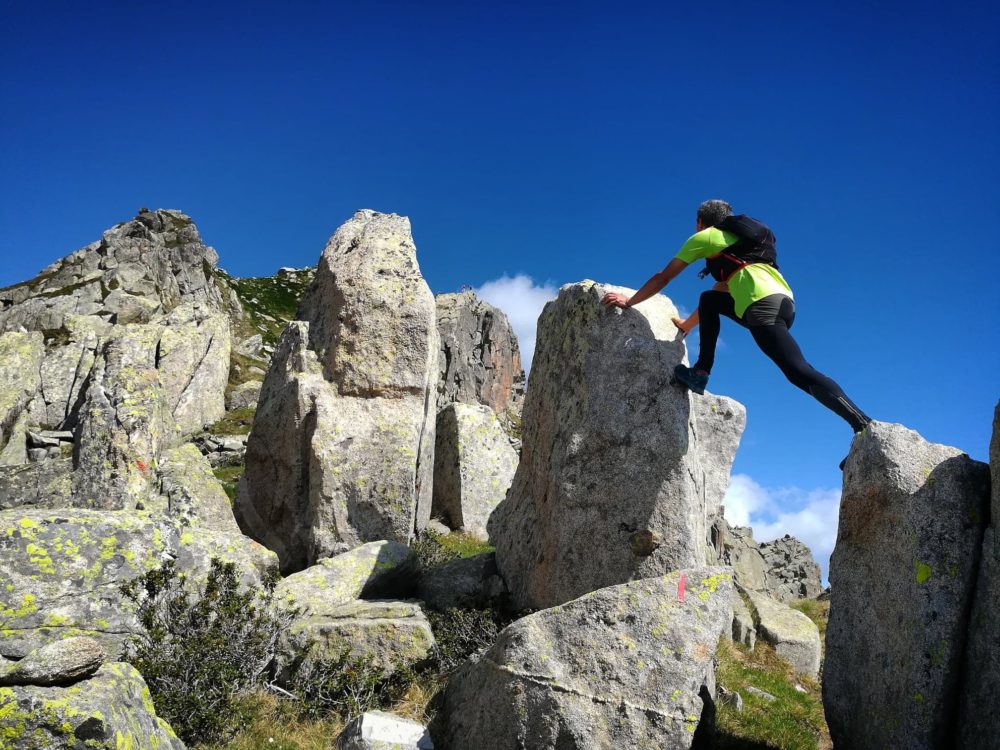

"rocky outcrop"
[744, 589, 820, 677]
[760, 535, 823, 602]
[433, 567, 734, 749]
[714, 518, 823, 603]
[0, 210, 236, 538]
[0, 210, 233, 441]
[824, 422, 989, 750]
[488, 281, 745, 610]
[959, 401, 1000, 748]
[0, 209, 227, 335]
[236, 211, 438, 572]
[435, 291, 524, 416]
[432, 403, 518, 538]
[337, 711, 434, 750]
[0, 661, 185, 749]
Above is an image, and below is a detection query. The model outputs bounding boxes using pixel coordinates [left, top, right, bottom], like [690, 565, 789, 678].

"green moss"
[206, 408, 256, 436]
[915, 561, 933, 584]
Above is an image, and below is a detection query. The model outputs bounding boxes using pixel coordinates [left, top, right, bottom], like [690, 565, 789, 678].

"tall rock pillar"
[487, 281, 745, 610]
[958, 401, 1000, 749]
[824, 422, 989, 750]
[235, 210, 438, 573]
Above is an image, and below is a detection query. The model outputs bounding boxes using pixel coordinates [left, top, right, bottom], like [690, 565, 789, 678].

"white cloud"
[474, 274, 558, 372]
[723, 473, 841, 584]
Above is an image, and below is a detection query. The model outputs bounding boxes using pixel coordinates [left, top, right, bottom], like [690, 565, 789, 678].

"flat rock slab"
[337, 710, 434, 749]
[276, 599, 435, 684]
[824, 422, 989, 750]
[0, 509, 171, 659]
[0, 661, 185, 749]
[434, 567, 734, 750]
[275, 541, 418, 613]
[744, 590, 820, 676]
[0, 636, 105, 687]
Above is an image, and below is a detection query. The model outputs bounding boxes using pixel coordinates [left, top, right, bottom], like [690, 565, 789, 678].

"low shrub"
[289, 651, 417, 720]
[120, 558, 292, 745]
[427, 608, 500, 674]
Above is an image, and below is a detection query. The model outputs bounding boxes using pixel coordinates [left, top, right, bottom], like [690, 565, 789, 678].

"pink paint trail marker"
[677, 572, 687, 602]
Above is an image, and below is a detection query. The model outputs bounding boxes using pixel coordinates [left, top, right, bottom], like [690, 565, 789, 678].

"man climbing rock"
[601, 199, 870, 448]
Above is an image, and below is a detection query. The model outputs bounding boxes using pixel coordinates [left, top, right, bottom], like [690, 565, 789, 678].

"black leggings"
[693, 291, 870, 432]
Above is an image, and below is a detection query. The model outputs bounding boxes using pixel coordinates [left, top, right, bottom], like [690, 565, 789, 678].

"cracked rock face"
[0, 210, 234, 487]
[236, 211, 438, 573]
[488, 281, 745, 610]
[433, 567, 734, 750]
[435, 291, 524, 416]
[824, 422, 989, 750]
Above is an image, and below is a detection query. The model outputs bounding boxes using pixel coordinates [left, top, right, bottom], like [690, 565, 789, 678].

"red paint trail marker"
[677, 572, 687, 602]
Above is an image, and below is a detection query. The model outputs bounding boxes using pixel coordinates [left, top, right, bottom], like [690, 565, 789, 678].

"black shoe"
[672, 364, 708, 395]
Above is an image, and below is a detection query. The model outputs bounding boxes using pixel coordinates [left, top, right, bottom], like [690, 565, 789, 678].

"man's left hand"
[601, 292, 630, 308]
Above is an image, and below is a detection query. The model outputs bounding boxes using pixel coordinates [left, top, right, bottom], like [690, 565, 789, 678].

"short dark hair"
[697, 199, 733, 228]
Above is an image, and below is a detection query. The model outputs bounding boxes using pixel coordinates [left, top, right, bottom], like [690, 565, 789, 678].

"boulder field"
[8, 206, 991, 749]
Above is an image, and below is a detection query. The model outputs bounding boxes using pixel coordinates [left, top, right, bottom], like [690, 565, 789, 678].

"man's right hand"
[601, 292, 630, 308]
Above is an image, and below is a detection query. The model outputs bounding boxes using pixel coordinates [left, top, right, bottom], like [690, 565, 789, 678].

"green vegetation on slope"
[714, 599, 832, 750]
[218, 268, 314, 347]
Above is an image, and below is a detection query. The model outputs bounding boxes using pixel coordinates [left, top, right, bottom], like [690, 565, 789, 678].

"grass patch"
[207, 408, 256, 436]
[195, 693, 344, 750]
[715, 639, 830, 750]
[213, 465, 244, 502]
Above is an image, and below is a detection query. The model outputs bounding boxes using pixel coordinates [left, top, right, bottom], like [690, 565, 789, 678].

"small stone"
[745, 685, 777, 702]
[0, 636, 105, 686]
[718, 685, 744, 712]
[336, 710, 434, 749]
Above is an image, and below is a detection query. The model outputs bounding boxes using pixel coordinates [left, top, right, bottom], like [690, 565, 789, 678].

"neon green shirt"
[674, 226, 793, 318]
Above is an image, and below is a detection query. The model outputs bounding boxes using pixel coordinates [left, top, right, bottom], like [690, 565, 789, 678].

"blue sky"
[2, 0, 997, 577]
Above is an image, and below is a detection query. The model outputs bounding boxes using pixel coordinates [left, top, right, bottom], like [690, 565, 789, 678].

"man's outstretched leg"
[673, 290, 741, 394]
[748, 298, 871, 433]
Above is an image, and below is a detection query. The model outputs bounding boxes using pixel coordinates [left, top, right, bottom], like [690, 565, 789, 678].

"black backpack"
[699, 214, 779, 282]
